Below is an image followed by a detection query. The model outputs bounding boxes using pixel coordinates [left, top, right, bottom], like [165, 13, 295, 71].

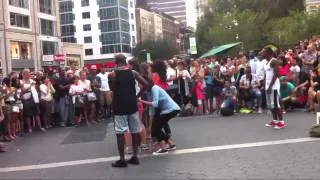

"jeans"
[152, 110, 179, 142]
[59, 96, 70, 125]
[250, 88, 262, 108]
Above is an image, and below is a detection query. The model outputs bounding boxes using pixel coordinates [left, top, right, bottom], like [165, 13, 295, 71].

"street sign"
[189, 37, 198, 55]
[43, 55, 54, 61]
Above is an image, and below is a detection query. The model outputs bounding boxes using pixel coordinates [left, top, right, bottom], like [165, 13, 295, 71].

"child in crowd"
[192, 75, 205, 114]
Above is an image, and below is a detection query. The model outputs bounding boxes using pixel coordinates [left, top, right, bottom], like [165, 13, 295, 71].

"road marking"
[0, 137, 319, 173]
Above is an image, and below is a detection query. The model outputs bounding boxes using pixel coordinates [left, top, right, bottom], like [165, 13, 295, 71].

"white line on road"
[0, 137, 319, 173]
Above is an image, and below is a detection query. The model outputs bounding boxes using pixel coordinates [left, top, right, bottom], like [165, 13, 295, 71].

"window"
[100, 45, 121, 54]
[100, 32, 120, 44]
[42, 41, 56, 55]
[59, 1, 73, 12]
[121, 32, 130, 44]
[131, 13, 134, 20]
[10, 41, 32, 60]
[60, 13, 74, 24]
[10, 13, 30, 28]
[120, 8, 129, 20]
[83, 24, 91, 31]
[84, 36, 92, 43]
[40, 19, 54, 36]
[85, 49, 93, 55]
[100, 7, 118, 20]
[61, 25, 75, 36]
[132, 36, 135, 44]
[82, 12, 90, 19]
[81, 0, 89, 6]
[39, 0, 52, 14]
[121, 20, 129, 32]
[131, 24, 135, 31]
[98, 0, 117, 7]
[9, 0, 29, 9]
[100, 20, 119, 32]
[122, 45, 131, 53]
[119, 0, 128, 7]
[130, 1, 133, 8]
[62, 37, 76, 43]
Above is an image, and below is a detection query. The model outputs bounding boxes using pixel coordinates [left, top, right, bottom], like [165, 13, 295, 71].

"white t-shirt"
[39, 84, 55, 101]
[167, 67, 176, 86]
[69, 84, 85, 104]
[20, 79, 39, 103]
[79, 79, 91, 91]
[97, 72, 110, 91]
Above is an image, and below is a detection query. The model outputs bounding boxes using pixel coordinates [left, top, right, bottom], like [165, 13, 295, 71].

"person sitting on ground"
[221, 80, 237, 114]
[280, 76, 296, 113]
[308, 70, 320, 112]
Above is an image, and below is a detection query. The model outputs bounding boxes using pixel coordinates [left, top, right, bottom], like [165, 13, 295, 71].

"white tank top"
[264, 58, 280, 90]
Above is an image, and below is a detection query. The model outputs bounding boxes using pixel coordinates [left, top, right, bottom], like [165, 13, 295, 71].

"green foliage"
[197, 0, 320, 55]
[133, 40, 178, 61]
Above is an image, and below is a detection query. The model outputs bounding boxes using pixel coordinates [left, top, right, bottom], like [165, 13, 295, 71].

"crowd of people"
[0, 37, 319, 167]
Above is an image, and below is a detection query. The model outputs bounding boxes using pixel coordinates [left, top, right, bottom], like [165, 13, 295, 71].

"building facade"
[306, 0, 320, 12]
[135, 8, 179, 49]
[0, 0, 62, 75]
[59, 0, 136, 64]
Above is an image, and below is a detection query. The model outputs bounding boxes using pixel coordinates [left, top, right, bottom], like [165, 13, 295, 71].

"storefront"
[62, 43, 84, 68]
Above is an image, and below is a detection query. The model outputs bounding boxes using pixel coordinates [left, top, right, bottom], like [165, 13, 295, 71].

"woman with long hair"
[151, 61, 169, 90]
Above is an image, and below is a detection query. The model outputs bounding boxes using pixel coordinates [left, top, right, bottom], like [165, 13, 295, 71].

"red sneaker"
[265, 121, 277, 127]
[274, 121, 287, 129]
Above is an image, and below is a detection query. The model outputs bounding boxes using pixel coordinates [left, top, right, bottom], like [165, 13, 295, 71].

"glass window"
[10, 13, 30, 28]
[42, 41, 56, 55]
[100, 20, 119, 32]
[131, 13, 134, 20]
[61, 25, 75, 36]
[40, 19, 54, 36]
[83, 24, 91, 31]
[122, 45, 131, 53]
[62, 37, 77, 43]
[120, 20, 129, 32]
[100, 32, 120, 44]
[100, 45, 121, 54]
[130, 1, 133, 8]
[84, 36, 92, 43]
[119, 0, 128, 7]
[120, 8, 129, 20]
[82, 12, 90, 19]
[9, 0, 29, 9]
[98, 0, 117, 7]
[60, 13, 74, 24]
[131, 24, 135, 31]
[121, 32, 130, 44]
[59, 1, 73, 12]
[85, 49, 93, 55]
[39, 0, 52, 14]
[132, 36, 135, 44]
[100, 7, 118, 20]
[10, 41, 32, 60]
[81, 0, 89, 6]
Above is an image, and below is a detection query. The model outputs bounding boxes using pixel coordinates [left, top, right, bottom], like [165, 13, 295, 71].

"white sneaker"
[258, 108, 263, 114]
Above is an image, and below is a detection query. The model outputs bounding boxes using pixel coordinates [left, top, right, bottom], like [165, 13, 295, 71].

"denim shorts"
[114, 112, 141, 134]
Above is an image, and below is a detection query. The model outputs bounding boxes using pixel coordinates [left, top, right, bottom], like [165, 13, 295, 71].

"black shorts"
[23, 99, 40, 117]
[75, 107, 85, 117]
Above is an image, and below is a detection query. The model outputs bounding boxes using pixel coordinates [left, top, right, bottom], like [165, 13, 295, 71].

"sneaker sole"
[274, 125, 287, 129]
[152, 151, 169, 156]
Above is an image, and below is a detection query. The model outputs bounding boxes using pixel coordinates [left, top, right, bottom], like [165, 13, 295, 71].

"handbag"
[75, 95, 85, 108]
[87, 92, 97, 101]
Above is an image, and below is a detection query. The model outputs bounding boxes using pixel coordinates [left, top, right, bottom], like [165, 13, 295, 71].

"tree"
[133, 40, 178, 61]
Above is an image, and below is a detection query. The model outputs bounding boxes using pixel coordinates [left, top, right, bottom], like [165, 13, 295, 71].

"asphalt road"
[0, 111, 319, 179]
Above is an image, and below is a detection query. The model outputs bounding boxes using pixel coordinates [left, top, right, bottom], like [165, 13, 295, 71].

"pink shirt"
[192, 81, 205, 100]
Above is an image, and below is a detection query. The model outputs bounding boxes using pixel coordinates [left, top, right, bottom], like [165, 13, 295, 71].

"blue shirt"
[151, 85, 180, 115]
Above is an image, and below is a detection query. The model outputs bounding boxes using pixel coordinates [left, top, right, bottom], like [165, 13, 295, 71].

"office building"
[59, 0, 137, 64]
[135, 8, 179, 49]
[0, 0, 62, 75]
[306, 0, 320, 12]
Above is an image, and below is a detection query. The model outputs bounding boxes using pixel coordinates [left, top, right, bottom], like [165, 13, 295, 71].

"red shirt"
[152, 73, 169, 90]
[278, 64, 290, 77]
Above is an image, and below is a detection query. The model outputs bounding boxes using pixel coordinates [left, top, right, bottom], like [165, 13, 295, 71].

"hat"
[90, 65, 97, 70]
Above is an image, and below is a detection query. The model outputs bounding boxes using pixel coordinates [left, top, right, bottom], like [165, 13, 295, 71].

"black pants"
[152, 110, 179, 142]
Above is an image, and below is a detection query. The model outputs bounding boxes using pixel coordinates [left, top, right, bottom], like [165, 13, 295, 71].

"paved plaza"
[0, 112, 319, 179]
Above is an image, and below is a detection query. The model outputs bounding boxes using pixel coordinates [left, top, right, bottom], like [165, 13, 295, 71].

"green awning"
[200, 42, 242, 58]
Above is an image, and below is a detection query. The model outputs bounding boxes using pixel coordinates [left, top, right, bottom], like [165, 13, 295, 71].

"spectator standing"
[39, 77, 55, 129]
[301, 44, 317, 74]
[97, 65, 112, 119]
[55, 69, 71, 127]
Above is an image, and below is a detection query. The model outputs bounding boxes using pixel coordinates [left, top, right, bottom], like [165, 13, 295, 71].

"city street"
[0, 111, 319, 179]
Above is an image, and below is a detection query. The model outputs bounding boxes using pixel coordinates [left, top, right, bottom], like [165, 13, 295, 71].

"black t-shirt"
[55, 77, 71, 98]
